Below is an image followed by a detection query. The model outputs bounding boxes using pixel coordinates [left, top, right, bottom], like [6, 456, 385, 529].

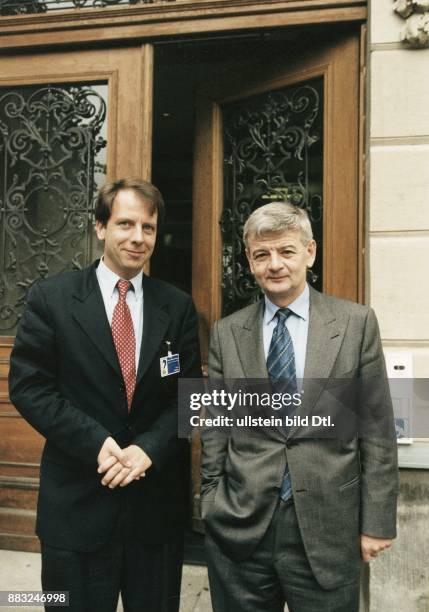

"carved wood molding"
[0, 0, 367, 49]
[394, 0, 429, 47]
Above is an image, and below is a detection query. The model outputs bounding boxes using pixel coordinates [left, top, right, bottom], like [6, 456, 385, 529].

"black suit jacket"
[9, 262, 201, 552]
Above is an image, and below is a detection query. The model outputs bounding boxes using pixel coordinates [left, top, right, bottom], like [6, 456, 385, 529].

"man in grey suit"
[201, 202, 398, 612]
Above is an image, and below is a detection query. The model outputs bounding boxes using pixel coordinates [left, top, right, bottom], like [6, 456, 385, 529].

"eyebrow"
[115, 218, 156, 228]
[252, 244, 299, 253]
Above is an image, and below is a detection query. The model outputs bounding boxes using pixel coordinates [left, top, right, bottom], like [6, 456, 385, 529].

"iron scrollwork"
[221, 79, 323, 316]
[0, 0, 173, 14]
[0, 84, 107, 333]
[0, 0, 46, 14]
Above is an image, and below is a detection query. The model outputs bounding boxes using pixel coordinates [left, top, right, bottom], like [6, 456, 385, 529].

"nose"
[268, 252, 283, 271]
[130, 225, 144, 244]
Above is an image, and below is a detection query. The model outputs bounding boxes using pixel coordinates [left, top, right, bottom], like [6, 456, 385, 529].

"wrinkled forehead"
[246, 228, 305, 251]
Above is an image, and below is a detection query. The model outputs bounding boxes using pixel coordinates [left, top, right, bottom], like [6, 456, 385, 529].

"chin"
[267, 283, 291, 295]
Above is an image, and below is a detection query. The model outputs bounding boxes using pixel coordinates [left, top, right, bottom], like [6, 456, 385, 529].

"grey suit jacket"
[201, 287, 398, 590]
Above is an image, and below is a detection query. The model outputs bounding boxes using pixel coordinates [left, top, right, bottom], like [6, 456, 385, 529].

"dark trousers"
[205, 499, 360, 612]
[41, 512, 184, 612]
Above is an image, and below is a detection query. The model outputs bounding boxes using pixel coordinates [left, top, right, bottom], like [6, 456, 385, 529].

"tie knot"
[117, 279, 132, 298]
[276, 307, 292, 321]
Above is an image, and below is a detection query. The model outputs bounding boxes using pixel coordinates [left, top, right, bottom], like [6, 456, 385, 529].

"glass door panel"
[221, 77, 324, 316]
[0, 82, 108, 334]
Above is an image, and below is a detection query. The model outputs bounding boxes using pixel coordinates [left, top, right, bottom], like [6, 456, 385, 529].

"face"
[246, 229, 316, 307]
[95, 188, 157, 280]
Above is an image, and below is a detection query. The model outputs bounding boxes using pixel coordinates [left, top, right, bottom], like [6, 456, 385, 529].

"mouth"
[124, 250, 145, 258]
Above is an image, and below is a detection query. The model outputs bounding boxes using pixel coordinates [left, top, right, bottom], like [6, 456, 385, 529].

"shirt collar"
[97, 258, 143, 300]
[263, 283, 310, 326]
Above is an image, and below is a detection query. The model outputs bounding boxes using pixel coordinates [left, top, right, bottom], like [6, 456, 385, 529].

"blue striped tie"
[267, 308, 296, 502]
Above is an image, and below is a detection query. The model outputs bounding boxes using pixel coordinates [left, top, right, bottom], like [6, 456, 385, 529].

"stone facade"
[367, 2, 429, 610]
[393, 0, 429, 47]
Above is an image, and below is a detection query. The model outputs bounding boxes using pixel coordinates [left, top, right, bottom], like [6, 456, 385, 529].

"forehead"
[111, 189, 157, 219]
[247, 228, 303, 251]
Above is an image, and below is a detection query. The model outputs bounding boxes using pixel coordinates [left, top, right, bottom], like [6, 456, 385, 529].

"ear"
[95, 220, 106, 241]
[306, 240, 317, 268]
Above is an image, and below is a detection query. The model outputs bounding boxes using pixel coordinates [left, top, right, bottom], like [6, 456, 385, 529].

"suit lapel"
[288, 288, 348, 438]
[136, 275, 170, 385]
[71, 263, 121, 376]
[303, 289, 345, 380]
[231, 301, 267, 378]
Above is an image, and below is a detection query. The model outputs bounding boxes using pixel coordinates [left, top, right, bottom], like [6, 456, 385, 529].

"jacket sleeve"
[133, 296, 201, 469]
[200, 320, 229, 512]
[8, 282, 110, 466]
[358, 308, 399, 539]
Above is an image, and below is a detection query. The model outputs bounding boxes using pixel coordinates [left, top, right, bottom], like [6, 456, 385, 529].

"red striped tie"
[111, 280, 136, 410]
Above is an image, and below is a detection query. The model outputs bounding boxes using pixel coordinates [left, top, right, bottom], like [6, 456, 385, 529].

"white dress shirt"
[262, 284, 310, 381]
[96, 258, 144, 369]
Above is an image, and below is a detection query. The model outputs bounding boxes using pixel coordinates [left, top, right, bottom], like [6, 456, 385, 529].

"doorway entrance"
[150, 23, 363, 531]
[0, 21, 364, 550]
[151, 23, 362, 363]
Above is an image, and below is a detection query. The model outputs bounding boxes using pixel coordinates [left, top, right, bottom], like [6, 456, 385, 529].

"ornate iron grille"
[221, 78, 323, 316]
[0, 0, 46, 14]
[0, 0, 174, 14]
[0, 83, 107, 334]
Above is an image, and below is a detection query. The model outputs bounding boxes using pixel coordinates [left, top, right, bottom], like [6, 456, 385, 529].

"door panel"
[193, 31, 360, 363]
[191, 30, 361, 529]
[0, 44, 153, 551]
[0, 81, 108, 335]
[221, 76, 324, 317]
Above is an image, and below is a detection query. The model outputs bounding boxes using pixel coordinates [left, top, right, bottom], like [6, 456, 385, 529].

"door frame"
[0, 5, 367, 544]
[0, 1, 366, 51]
[193, 29, 364, 364]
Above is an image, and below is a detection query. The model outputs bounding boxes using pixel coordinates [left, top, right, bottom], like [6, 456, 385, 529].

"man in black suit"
[9, 178, 201, 612]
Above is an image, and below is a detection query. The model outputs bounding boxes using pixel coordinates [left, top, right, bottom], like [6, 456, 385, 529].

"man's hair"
[243, 202, 313, 248]
[95, 178, 165, 226]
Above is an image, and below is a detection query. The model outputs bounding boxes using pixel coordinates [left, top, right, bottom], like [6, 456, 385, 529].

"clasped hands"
[97, 436, 152, 489]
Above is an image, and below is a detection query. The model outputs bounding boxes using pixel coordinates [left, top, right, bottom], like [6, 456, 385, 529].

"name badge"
[160, 354, 180, 377]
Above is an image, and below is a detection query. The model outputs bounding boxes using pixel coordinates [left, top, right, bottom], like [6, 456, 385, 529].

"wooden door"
[191, 29, 362, 527]
[0, 44, 153, 551]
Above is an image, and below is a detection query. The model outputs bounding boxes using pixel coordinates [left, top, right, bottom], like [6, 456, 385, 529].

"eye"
[254, 253, 267, 261]
[118, 220, 130, 227]
[143, 224, 155, 233]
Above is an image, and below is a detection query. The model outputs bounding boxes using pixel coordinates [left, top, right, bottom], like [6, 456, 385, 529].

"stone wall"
[368, 2, 429, 610]
[369, 471, 429, 611]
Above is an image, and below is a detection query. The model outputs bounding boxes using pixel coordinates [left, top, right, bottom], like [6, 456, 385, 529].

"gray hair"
[243, 202, 313, 247]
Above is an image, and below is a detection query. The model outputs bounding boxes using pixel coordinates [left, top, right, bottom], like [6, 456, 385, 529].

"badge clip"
[160, 340, 180, 377]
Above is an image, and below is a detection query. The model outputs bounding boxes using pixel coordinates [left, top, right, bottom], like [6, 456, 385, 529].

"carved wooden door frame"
[193, 30, 363, 365]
